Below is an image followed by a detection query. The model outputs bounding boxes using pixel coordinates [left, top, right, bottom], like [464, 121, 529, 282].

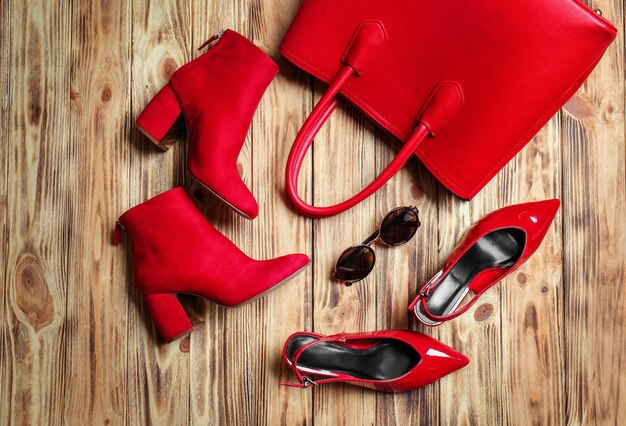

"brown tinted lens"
[379, 207, 420, 246]
[334, 245, 376, 283]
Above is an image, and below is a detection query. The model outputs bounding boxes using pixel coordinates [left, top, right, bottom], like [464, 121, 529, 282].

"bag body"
[281, 0, 616, 215]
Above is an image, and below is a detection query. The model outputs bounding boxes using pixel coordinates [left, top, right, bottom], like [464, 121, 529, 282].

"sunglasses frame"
[333, 206, 421, 285]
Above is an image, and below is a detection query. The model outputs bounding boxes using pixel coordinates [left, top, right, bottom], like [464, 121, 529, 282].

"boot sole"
[188, 171, 254, 220]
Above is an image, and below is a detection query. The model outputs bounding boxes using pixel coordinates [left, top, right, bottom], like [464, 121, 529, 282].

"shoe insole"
[424, 228, 526, 317]
[285, 335, 421, 381]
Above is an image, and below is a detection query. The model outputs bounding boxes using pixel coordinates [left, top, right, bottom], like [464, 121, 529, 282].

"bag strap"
[285, 21, 464, 218]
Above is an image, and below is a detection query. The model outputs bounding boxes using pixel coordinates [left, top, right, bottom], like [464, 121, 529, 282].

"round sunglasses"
[333, 206, 421, 284]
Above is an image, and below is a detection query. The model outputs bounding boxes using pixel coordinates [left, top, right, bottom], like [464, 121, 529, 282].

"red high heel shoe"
[282, 330, 469, 392]
[409, 199, 560, 326]
[136, 30, 279, 219]
[114, 187, 310, 342]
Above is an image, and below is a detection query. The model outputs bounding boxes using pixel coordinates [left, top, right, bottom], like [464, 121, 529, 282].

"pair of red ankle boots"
[114, 30, 310, 342]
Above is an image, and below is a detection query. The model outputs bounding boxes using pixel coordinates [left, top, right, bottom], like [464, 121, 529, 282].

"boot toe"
[269, 254, 310, 278]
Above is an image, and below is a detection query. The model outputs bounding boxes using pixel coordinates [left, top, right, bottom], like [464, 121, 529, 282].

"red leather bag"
[280, 0, 617, 218]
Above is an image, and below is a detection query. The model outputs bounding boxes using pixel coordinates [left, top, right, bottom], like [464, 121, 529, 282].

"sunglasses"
[333, 206, 421, 285]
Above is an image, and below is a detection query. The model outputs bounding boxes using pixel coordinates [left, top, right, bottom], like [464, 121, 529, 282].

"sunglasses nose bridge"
[362, 229, 382, 246]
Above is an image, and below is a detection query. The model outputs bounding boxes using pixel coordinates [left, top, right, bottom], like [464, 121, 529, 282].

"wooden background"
[1, 0, 624, 424]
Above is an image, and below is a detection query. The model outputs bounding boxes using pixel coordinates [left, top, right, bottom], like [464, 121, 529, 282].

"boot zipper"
[197, 29, 225, 51]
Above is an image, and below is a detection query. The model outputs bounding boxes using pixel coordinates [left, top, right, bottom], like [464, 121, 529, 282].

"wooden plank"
[374, 135, 442, 423]
[127, 1, 192, 424]
[188, 1, 314, 423]
[562, 0, 625, 423]
[499, 117, 565, 424]
[436, 189, 505, 426]
[0, 0, 10, 423]
[249, 1, 314, 424]
[186, 0, 256, 423]
[1, 0, 71, 424]
[62, 0, 132, 423]
[310, 78, 378, 423]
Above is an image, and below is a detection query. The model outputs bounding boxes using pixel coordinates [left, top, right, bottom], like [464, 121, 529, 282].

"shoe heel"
[136, 83, 181, 151]
[143, 293, 193, 342]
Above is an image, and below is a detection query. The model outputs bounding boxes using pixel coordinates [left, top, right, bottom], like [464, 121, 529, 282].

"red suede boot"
[136, 30, 279, 219]
[114, 187, 310, 342]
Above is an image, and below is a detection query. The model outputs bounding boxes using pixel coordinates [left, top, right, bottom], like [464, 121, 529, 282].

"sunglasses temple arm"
[361, 230, 380, 246]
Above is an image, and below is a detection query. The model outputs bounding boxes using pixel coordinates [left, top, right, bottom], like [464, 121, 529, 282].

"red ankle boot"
[114, 187, 310, 342]
[136, 30, 279, 219]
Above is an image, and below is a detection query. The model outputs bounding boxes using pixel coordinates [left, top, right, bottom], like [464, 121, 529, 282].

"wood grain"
[562, 0, 625, 423]
[0, 0, 624, 424]
[64, 0, 132, 423]
[1, 1, 71, 424]
[250, 1, 314, 424]
[499, 116, 565, 424]
[127, 0, 191, 425]
[0, 0, 10, 422]
[437, 191, 506, 426]
[186, 1, 252, 424]
[374, 133, 439, 424]
[310, 84, 378, 423]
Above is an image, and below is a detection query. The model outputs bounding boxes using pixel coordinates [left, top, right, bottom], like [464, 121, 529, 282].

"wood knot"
[100, 85, 112, 103]
[410, 184, 422, 201]
[28, 101, 41, 125]
[602, 100, 620, 125]
[541, 286, 548, 294]
[237, 162, 245, 177]
[15, 254, 55, 330]
[160, 57, 178, 80]
[69, 88, 82, 112]
[473, 303, 493, 322]
[563, 93, 593, 120]
[517, 272, 528, 287]
[320, 299, 356, 327]
[179, 335, 190, 353]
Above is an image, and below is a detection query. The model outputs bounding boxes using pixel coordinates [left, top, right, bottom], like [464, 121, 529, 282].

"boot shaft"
[169, 30, 279, 161]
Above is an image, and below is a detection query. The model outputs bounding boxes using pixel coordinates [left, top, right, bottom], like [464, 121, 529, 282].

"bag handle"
[285, 21, 464, 218]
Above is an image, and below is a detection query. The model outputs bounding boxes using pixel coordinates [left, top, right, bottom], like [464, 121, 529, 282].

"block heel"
[143, 293, 193, 342]
[136, 83, 181, 151]
[116, 187, 310, 342]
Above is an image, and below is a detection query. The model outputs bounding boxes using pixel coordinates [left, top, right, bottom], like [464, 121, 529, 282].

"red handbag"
[280, 0, 617, 218]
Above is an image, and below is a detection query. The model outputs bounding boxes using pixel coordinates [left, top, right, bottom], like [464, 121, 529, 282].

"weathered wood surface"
[1, 0, 624, 424]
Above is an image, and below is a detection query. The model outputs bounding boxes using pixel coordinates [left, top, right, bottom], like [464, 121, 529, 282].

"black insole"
[285, 335, 421, 381]
[424, 228, 526, 317]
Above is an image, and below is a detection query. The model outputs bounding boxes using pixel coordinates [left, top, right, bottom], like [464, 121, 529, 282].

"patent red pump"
[114, 187, 310, 342]
[136, 30, 279, 219]
[282, 330, 469, 392]
[409, 199, 560, 326]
